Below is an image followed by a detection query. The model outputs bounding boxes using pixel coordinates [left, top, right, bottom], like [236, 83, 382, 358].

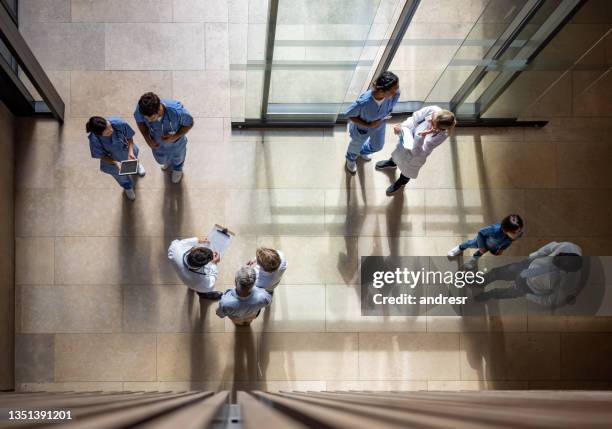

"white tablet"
[119, 160, 139, 175]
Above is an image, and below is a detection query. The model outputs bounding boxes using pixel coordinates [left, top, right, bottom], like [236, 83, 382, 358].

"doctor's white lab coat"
[168, 237, 218, 293]
[391, 106, 449, 179]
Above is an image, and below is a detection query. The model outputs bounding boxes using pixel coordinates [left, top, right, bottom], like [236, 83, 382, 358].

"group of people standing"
[86, 92, 289, 326]
[86, 92, 193, 201]
[84, 74, 584, 314]
[168, 239, 287, 326]
[344, 71, 584, 306]
[343, 71, 457, 196]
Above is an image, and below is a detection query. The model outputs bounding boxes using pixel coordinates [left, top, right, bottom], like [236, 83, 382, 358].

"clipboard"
[207, 224, 235, 256]
[399, 125, 415, 151]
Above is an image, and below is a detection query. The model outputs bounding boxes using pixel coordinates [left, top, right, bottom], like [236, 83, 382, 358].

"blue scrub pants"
[345, 123, 386, 162]
[459, 238, 484, 258]
[100, 165, 134, 190]
[152, 137, 188, 171]
[112, 173, 134, 190]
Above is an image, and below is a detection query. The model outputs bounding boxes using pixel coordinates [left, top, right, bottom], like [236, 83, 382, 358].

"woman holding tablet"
[86, 116, 146, 201]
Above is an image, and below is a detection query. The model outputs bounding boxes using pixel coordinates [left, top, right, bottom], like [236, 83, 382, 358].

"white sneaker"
[124, 188, 136, 201]
[137, 162, 146, 177]
[171, 170, 183, 183]
[448, 245, 462, 257]
[360, 153, 372, 161]
[345, 160, 356, 175]
[161, 162, 170, 171]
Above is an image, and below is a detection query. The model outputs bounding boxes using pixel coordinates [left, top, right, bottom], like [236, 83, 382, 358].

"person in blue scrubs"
[344, 71, 400, 174]
[86, 116, 145, 201]
[134, 92, 194, 184]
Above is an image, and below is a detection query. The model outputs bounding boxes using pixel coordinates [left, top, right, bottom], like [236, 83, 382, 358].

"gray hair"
[235, 266, 256, 291]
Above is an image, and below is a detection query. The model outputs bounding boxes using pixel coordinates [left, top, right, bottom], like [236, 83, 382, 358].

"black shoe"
[197, 291, 222, 300]
[385, 181, 405, 196]
[376, 159, 397, 170]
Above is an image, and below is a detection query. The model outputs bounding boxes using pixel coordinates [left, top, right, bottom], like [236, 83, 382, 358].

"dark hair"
[187, 247, 213, 268]
[501, 214, 523, 233]
[373, 71, 399, 91]
[553, 253, 583, 272]
[138, 92, 161, 117]
[85, 116, 107, 135]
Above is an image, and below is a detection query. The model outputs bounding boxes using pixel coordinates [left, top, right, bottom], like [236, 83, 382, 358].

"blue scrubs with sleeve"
[460, 223, 523, 258]
[345, 89, 400, 161]
[88, 117, 138, 190]
[133, 99, 193, 171]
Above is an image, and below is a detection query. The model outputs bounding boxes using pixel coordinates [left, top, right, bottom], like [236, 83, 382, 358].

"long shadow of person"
[386, 191, 404, 258]
[337, 167, 367, 286]
[118, 182, 155, 333]
[256, 305, 283, 392]
[160, 176, 205, 387]
[223, 327, 257, 402]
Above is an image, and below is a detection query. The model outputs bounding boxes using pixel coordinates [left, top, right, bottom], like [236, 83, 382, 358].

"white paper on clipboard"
[400, 125, 415, 151]
[207, 224, 235, 256]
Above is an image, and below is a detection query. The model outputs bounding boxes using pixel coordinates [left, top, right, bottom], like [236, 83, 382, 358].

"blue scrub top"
[476, 223, 522, 254]
[88, 117, 137, 172]
[133, 99, 194, 145]
[344, 89, 400, 131]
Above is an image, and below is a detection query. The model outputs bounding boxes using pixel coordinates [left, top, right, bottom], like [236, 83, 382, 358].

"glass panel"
[423, 0, 531, 112]
[230, 0, 598, 123]
[230, 0, 402, 122]
[1, 0, 18, 17]
[481, 0, 610, 118]
[266, 0, 401, 122]
[1, 0, 45, 107]
[0, 0, 18, 71]
[229, 0, 270, 121]
[0, 39, 13, 69]
[389, 0, 493, 105]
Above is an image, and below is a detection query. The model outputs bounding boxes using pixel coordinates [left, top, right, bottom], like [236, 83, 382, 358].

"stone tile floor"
[12, 0, 612, 391]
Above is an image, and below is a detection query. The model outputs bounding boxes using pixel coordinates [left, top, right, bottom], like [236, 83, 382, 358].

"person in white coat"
[376, 106, 456, 196]
[246, 247, 287, 295]
[168, 237, 222, 300]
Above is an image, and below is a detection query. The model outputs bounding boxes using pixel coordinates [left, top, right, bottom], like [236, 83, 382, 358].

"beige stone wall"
[0, 101, 15, 390]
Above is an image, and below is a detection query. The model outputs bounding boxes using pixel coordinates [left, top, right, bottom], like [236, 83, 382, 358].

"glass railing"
[0, 0, 58, 113]
[481, 0, 611, 119]
[230, 0, 596, 124]
[0, 0, 18, 72]
[230, 0, 404, 123]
